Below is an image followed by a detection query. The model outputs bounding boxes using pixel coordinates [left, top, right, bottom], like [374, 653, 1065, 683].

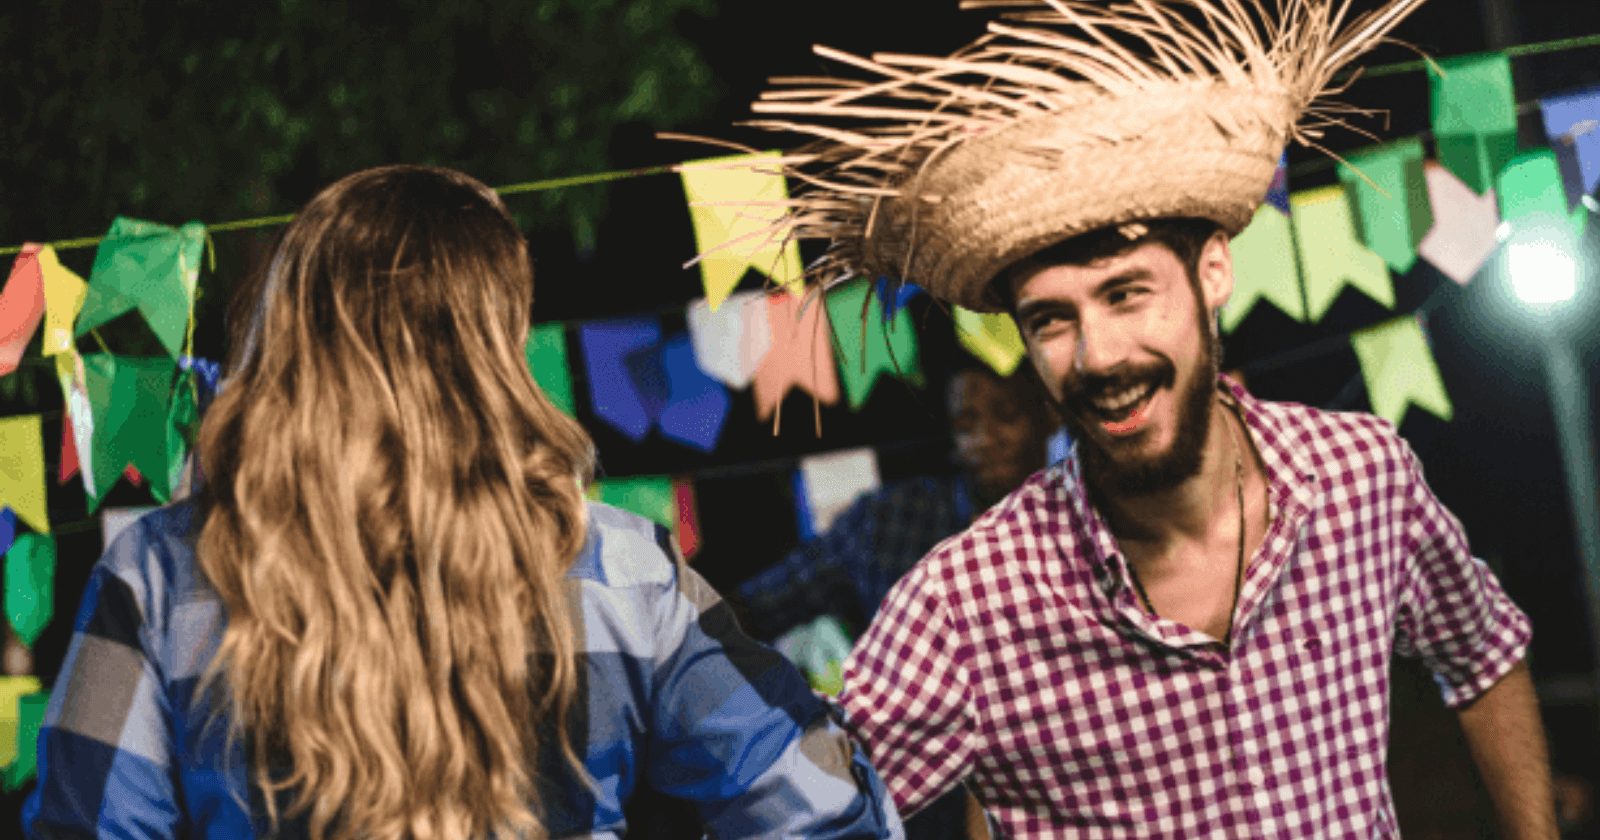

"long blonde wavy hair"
[195, 165, 595, 840]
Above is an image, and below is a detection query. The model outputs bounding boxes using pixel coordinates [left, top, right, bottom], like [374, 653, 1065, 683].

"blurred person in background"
[731, 363, 1057, 840]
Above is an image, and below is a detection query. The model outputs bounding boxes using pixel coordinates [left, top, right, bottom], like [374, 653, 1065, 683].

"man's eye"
[1109, 288, 1145, 306]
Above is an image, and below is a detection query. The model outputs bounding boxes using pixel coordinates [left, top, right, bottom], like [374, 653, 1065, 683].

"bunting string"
[3, 32, 1598, 258]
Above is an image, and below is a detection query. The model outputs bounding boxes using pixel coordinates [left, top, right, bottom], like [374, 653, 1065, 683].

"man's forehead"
[1010, 240, 1185, 301]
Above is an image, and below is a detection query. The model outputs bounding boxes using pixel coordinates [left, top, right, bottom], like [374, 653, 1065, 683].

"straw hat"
[732, 0, 1427, 312]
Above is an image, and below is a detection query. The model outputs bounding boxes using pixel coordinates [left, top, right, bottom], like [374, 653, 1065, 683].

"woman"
[25, 166, 901, 840]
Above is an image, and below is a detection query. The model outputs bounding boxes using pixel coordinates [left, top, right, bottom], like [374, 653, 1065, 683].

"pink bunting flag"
[1417, 161, 1501, 285]
[751, 290, 841, 425]
[0, 246, 46, 376]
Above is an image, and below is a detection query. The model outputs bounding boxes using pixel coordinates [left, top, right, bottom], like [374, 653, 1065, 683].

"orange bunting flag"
[751, 290, 841, 425]
[0, 248, 46, 377]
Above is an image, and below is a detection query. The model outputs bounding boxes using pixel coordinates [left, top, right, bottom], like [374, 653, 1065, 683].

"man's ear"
[1197, 230, 1234, 313]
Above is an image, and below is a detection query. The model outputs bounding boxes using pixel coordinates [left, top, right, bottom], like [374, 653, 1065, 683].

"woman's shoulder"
[570, 501, 682, 591]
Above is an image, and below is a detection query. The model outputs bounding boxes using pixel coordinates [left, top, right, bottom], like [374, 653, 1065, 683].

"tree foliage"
[0, 0, 719, 248]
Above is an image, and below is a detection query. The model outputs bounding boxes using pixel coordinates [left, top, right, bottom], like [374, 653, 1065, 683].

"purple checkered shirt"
[836, 377, 1531, 838]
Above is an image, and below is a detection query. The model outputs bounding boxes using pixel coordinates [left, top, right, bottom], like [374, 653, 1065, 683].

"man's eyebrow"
[1092, 268, 1154, 297]
[1013, 268, 1154, 322]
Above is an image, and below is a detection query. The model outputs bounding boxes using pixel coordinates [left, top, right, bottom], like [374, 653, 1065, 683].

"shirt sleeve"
[1392, 438, 1533, 708]
[732, 493, 875, 640]
[25, 529, 181, 839]
[835, 558, 976, 817]
[647, 546, 904, 839]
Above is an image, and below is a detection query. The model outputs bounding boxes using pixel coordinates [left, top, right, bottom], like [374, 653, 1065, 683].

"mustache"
[1057, 360, 1175, 404]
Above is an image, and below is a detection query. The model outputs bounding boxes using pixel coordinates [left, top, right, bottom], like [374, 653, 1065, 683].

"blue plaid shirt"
[24, 501, 903, 839]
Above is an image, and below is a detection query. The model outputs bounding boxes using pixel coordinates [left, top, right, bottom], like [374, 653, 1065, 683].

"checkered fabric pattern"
[736, 476, 975, 640]
[25, 501, 903, 840]
[836, 378, 1531, 839]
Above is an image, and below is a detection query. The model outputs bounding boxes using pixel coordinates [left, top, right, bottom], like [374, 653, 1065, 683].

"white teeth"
[1090, 384, 1154, 413]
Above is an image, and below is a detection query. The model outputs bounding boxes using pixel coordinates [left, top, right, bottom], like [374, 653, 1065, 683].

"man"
[733, 365, 1056, 641]
[729, 0, 1558, 835]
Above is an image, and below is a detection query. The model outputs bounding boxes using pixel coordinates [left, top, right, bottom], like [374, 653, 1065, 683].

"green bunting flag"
[1, 691, 46, 792]
[1429, 53, 1519, 194]
[824, 279, 923, 410]
[0, 676, 41, 769]
[589, 475, 676, 532]
[525, 323, 576, 416]
[0, 415, 48, 534]
[1221, 205, 1306, 333]
[1339, 139, 1435, 273]
[952, 307, 1026, 376]
[1351, 316, 1454, 428]
[1497, 149, 1589, 242]
[76, 218, 206, 358]
[1292, 186, 1395, 323]
[4, 532, 55, 647]
[82, 354, 181, 510]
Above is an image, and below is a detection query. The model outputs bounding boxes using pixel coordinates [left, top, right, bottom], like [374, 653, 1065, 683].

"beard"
[1050, 314, 1221, 497]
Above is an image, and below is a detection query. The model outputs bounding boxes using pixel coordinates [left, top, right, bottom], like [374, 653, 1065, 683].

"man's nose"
[1073, 317, 1131, 377]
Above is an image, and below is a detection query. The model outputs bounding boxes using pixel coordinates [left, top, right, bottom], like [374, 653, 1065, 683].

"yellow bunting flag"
[0, 415, 48, 534]
[37, 246, 87, 357]
[1222, 205, 1306, 333]
[681, 153, 805, 311]
[1292, 186, 1395, 323]
[0, 676, 41, 769]
[1351, 316, 1454, 428]
[953, 307, 1026, 376]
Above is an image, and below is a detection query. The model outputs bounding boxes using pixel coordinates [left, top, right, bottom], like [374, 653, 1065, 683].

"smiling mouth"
[1085, 382, 1158, 435]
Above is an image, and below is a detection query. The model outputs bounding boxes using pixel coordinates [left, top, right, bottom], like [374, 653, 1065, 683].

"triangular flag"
[589, 475, 677, 532]
[680, 153, 805, 310]
[825, 279, 923, 410]
[0, 248, 45, 376]
[773, 615, 853, 696]
[795, 447, 879, 540]
[166, 371, 199, 496]
[0, 416, 48, 534]
[875, 278, 925, 321]
[0, 676, 41, 769]
[4, 532, 55, 647]
[1265, 154, 1291, 214]
[76, 217, 206, 358]
[58, 411, 79, 485]
[55, 353, 97, 502]
[1352, 316, 1454, 427]
[1541, 86, 1600, 199]
[82, 354, 180, 509]
[1292, 185, 1395, 322]
[37, 246, 87, 357]
[952, 307, 1026, 376]
[656, 333, 730, 452]
[525, 323, 577, 416]
[1222, 205, 1306, 332]
[674, 477, 701, 560]
[579, 319, 664, 442]
[1339, 139, 1434, 273]
[1, 692, 47, 792]
[1498, 149, 1589, 242]
[0, 509, 15, 557]
[686, 291, 773, 389]
[752, 290, 841, 423]
[1417, 161, 1501, 285]
[1429, 53, 1519, 195]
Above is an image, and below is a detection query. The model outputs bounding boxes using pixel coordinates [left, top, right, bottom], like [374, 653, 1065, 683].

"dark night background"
[3, 0, 1600, 835]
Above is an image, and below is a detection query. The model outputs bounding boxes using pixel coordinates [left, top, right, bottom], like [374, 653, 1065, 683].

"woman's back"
[26, 499, 896, 838]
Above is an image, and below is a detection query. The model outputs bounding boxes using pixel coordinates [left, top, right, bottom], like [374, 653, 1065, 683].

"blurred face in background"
[948, 369, 1054, 507]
